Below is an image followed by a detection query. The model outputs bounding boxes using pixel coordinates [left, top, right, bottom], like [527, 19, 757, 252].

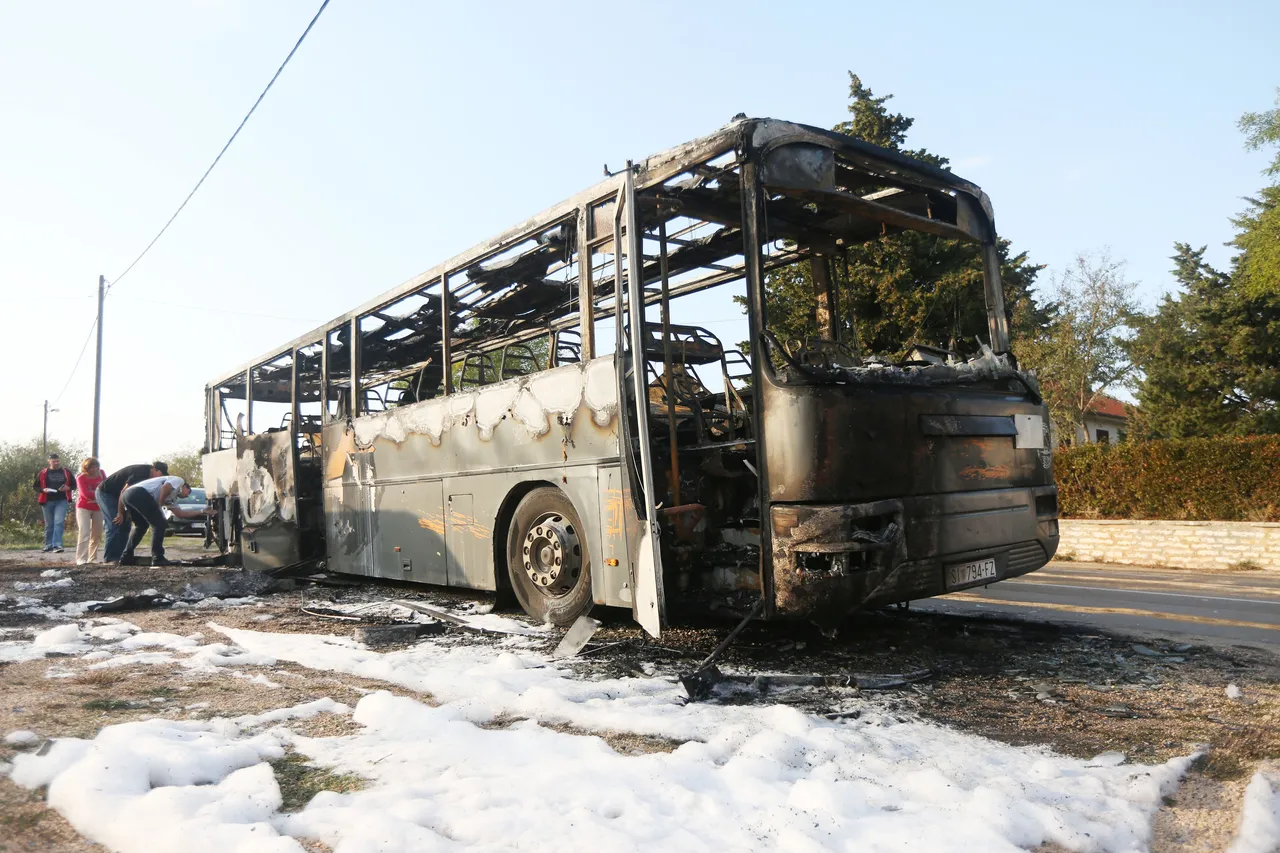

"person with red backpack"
[33, 452, 74, 552]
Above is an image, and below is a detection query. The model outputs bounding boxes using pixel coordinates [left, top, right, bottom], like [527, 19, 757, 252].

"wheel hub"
[521, 512, 581, 595]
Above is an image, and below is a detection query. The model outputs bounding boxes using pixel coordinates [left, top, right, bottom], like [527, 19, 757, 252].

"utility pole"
[92, 274, 105, 457]
[42, 400, 57, 455]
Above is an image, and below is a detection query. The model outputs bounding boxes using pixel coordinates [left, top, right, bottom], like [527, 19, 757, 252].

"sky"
[1, 0, 1277, 467]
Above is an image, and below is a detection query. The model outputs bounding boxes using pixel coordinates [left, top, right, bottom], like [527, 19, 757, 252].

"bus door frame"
[612, 165, 667, 637]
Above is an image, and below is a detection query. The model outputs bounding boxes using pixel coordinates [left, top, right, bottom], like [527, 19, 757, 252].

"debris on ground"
[85, 594, 174, 614]
[300, 605, 363, 622]
[353, 622, 447, 647]
[680, 665, 934, 701]
[551, 615, 602, 660]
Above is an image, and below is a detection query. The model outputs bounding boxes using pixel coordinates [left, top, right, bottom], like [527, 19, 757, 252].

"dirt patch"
[1150, 763, 1249, 853]
[477, 715, 687, 755]
[0, 785, 103, 853]
[540, 721, 687, 755]
[269, 752, 366, 812]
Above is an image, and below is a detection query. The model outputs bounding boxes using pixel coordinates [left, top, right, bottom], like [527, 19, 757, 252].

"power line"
[108, 0, 332, 291]
[0, 294, 95, 303]
[112, 294, 316, 322]
[53, 317, 99, 405]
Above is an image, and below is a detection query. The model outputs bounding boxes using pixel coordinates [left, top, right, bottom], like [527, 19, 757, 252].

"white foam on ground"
[14, 577, 74, 591]
[8, 700, 350, 853]
[4, 730, 39, 746]
[10, 680, 1194, 853]
[1229, 768, 1280, 853]
[0, 613, 1205, 851]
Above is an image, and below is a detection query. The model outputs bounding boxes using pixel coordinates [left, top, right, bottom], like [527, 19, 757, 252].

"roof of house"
[1086, 395, 1131, 420]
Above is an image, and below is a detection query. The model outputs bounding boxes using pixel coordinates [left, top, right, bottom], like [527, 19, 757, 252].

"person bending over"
[97, 461, 167, 563]
[118, 475, 209, 566]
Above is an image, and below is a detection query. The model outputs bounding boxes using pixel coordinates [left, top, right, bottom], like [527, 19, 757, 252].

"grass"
[269, 753, 367, 812]
[0, 811, 45, 831]
[74, 669, 126, 686]
[1227, 559, 1265, 572]
[81, 698, 133, 712]
[1202, 722, 1280, 780]
[0, 521, 54, 549]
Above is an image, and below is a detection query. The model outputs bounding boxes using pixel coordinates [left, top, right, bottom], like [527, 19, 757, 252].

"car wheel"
[505, 487, 592, 626]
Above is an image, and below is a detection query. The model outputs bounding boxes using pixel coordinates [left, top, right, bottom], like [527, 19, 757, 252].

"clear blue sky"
[2, 0, 1277, 466]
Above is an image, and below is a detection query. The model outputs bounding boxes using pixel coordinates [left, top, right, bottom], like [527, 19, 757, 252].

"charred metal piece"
[681, 666, 934, 701]
[679, 665, 725, 701]
[85, 594, 174, 614]
[552, 614, 603, 660]
[678, 598, 764, 698]
[353, 622, 447, 647]
[300, 606, 362, 622]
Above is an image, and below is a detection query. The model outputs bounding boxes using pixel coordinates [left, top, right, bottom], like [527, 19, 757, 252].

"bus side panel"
[444, 491, 484, 589]
[431, 468, 606, 593]
[595, 465, 632, 608]
[370, 479, 448, 585]
[335, 358, 623, 591]
[201, 448, 239, 500]
[319, 421, 374, 577]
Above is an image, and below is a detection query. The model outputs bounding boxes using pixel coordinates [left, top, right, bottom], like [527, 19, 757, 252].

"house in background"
[1049, 394, 1134, 447]
[1079, 395, 1131, 444]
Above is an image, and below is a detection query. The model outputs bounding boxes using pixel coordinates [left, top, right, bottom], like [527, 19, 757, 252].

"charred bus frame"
[200, 116, 1059, 636]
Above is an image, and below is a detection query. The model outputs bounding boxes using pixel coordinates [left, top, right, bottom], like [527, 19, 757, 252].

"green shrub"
[0, 520, 44, 548]
[1055, 435, 1280, 521]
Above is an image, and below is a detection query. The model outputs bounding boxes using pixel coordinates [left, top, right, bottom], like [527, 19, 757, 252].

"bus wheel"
[506, 487, 592, 627]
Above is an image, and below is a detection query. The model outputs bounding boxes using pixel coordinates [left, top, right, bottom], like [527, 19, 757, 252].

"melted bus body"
[200, 117, 1059, 635]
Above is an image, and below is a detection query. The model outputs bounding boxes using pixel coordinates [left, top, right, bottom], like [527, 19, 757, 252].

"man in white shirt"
[118, 475, 209, 566]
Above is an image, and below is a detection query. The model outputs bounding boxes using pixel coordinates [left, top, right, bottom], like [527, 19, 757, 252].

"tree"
[752, 73, 1048, 358]
[166, 448, 204, 488]
[1017, 252, 1140, 441]
[0, 438, 85, 527]
[1234, 88, 1280, 298]
[1127, 91, 1280, 437]
[1128, 244, 1280, 437]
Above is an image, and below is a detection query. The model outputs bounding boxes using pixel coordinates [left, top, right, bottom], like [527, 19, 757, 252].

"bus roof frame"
[205, 116, 996, 391]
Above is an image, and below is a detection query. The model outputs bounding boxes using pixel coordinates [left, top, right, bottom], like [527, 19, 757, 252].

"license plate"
[946, 557, 997, 590]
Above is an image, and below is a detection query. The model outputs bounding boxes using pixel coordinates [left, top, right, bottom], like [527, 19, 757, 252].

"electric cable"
[53, 317, 99, 405]
[108, 0, 332, 291]
[112, 295, 315, 322]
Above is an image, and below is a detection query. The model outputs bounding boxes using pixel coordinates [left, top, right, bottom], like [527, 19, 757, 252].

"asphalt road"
[916, 561, 1280, 652]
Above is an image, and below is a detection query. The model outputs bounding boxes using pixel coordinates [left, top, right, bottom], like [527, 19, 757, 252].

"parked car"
[163, 487, 207, 536]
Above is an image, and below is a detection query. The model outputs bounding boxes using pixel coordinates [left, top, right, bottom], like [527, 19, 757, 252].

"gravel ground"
[2, 547, 1277, 852]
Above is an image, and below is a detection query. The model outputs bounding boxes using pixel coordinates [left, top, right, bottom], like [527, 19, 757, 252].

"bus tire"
[505, 487, 593, 627]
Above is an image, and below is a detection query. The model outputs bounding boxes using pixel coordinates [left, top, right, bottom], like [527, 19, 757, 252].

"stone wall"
[1058, 520, 1280, 570]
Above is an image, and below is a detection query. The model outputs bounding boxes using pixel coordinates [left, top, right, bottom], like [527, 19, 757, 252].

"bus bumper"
[769, 485, 1059, 626]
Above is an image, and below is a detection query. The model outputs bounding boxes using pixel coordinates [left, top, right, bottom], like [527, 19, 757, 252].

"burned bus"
[200, 116, 1059, 636]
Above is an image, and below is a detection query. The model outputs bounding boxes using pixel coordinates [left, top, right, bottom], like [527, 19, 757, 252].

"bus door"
[234, 426, 302, 572]
[614, 166, 667, 637]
